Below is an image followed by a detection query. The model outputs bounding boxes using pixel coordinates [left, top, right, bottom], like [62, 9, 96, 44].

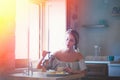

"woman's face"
[66, 33, 75, 49]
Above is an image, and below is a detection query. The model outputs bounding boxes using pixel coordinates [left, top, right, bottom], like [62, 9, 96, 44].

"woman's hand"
[64, 67, 74, 74]
[37, 50, 49, 69]
[64, 67, 87, 75]
[42, 50, 48, 58]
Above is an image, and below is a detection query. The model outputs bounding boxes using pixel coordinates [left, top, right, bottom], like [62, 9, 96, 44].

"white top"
[46, 56, 87, 71]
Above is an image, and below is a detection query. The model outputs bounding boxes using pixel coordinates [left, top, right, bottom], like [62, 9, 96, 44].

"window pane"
[15, 0, 39, 60]
[46, 0, 66, 53]
[15, 0, 29, 59]
[29, 4, 39, 60]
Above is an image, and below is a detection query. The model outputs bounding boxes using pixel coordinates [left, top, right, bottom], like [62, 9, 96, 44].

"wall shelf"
[83, 24, 106, 28]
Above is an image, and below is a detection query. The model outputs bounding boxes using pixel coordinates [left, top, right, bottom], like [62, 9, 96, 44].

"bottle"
[28, 60, 33, 76]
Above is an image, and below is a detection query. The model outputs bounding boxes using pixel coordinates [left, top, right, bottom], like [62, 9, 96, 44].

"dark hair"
[66, 29, 79, 49]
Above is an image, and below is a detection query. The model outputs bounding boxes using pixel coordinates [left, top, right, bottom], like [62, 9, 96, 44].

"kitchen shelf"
[83, 24, 106, 28]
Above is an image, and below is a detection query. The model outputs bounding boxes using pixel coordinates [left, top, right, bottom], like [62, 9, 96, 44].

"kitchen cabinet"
[108, 64, 120, 77]
[84, 61, 109, 80]
[84, 61, 120, 80]
[107, 62, 120, 80]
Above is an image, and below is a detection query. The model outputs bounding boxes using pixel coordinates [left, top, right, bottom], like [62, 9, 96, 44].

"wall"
[69, 0, 120, 56]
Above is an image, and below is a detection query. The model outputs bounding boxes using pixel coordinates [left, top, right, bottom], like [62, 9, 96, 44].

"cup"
[108, 56, 114, 61]
[57, 67, 64, 72]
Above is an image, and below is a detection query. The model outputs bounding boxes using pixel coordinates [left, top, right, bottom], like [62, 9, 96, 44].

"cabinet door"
[86, 63, 108, 76]
[84, 77, 107, 80]
[85, 63, 108, 80]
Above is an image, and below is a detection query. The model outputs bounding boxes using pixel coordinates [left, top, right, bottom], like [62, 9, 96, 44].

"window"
[45, 0, 66, 53]
[15, 0, 39, 60]
[15, 0, 66, 60]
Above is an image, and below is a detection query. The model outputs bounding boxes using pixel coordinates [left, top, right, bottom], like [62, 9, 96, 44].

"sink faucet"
[94, 45, 101, 56]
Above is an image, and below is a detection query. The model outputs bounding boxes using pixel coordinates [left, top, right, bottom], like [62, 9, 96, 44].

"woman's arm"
[37, 51, 48, 69]
[37, 57, 44, 69]
[64, 59, 87, 76]
[64, 67, 87, 75]
[71, 69, 87, 76]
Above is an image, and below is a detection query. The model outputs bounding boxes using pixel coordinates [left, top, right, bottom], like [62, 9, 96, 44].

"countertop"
[85, 60, 120, 64]
[85, 61, 110, 64]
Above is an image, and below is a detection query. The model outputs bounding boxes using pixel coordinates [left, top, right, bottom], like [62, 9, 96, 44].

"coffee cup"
[57, 67, 64, 72]
[108, 56, 114, 61]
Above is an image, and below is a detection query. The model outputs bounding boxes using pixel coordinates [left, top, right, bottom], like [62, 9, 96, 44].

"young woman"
[37, 29, 87, 76]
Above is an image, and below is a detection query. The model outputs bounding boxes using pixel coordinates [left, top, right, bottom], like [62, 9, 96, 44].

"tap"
[94, 45, 101, 56]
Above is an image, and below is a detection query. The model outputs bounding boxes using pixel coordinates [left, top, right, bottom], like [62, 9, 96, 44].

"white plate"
[46, 71, 69, 77]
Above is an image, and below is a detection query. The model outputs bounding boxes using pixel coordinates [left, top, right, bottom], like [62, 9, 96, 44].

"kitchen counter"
[85, 61, 110, 64]
[85, 60, 120, 77]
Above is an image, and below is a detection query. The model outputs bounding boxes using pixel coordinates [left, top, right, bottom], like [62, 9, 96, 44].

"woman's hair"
[66, 29, 79, 49]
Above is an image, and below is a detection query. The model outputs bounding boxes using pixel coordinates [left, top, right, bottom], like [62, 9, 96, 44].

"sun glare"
[0, 0, 15, 39]
[0, 0, 15, 20]
[0, 0, 15, 62]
